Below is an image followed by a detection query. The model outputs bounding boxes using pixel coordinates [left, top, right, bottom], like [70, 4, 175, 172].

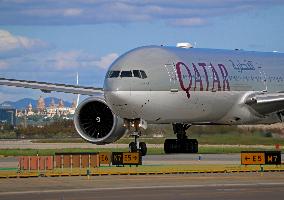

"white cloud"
[94, 53, 119, 69]
[0, 49, 119, 72]
[22, 8, 83, 18]
[63, 8, 83, 17]
[0, 60, 9, 69]
[169, 18, 207, 27]
[53, 51, 82, 69]
[1, 0, 283, 26]
[0, 29, 48, 55]
[50, 51, 118, 70]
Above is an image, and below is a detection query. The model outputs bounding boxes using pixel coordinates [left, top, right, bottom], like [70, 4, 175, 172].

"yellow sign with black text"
[111, 152, 142, 166]
[99, 152, 111, 165]
[241, 152, 265, 165]
[241, 151, 281, 165]
[123, 152, 141, 165]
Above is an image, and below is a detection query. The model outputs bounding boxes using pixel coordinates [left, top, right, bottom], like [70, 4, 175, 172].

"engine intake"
[74, 97, 126, 144]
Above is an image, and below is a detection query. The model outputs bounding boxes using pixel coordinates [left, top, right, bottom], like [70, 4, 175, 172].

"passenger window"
[120, 71, 133, 77]
[133, 70, 142, 78]
[108, 71, 120, 78]
[140, 70, 147, 79]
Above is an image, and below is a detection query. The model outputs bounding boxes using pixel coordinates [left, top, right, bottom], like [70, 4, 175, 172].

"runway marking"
[1, 182, 284, 196]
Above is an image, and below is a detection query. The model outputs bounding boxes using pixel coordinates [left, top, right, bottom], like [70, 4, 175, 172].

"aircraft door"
[164, 63, 178, 92]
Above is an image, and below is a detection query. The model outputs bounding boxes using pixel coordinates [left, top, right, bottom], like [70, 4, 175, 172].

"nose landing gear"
[125, 119, 147, 156]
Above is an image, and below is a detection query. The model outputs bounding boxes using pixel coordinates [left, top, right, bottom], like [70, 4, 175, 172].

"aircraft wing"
[0, 77, 103, 96]
[245, 93, 284, 115]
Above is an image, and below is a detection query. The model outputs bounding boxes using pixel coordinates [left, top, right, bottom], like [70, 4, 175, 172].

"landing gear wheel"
[139, 142, 147, 156]
[192, 139, 198, 153]
[129, 142, 137, 152]
[164, 123, 199, 154]
[164, 139, 174, 154]
[126, 119, 148, 156]
[164, 139, 198, 153]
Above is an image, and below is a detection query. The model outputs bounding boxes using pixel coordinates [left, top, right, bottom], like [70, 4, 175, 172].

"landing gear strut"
[126, 119, 147, 156]
[164, 123, 198, 154]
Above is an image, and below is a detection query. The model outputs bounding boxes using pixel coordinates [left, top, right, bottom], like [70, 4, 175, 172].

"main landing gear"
[164, 123, 198, 154]
[125, 119, 147, 156]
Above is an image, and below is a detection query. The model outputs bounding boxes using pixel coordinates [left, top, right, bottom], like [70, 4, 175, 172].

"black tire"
[139, 142, 147, 156]
[187, 139, 198, 153]
[164, 139, 171, 154]
[129, 142, 137, 152]
[164, 139, 177, 154]
[193, 140, 198, 153]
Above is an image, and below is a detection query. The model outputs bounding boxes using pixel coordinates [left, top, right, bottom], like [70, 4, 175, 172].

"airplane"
[1, 42, 284, 156]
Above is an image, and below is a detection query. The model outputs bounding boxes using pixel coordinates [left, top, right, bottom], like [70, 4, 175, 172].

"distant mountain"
[1, 97, 72, 110]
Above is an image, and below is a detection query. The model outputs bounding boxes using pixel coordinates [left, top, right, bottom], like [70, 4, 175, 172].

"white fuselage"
[104, 46, 284, 125]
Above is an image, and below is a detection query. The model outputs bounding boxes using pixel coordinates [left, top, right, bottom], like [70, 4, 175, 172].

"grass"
[0, 145, 281, 157]
[118, 134, 284, 145]
[32, 133, 284, 146]
[2, 131, 283, 156]
[193, 133, 284, 145]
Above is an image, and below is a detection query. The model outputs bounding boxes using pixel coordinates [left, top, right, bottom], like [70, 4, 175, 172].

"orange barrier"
[19, 156, 54, 170]
[18, 152, 141, 171]
[54, 153, 99, 169]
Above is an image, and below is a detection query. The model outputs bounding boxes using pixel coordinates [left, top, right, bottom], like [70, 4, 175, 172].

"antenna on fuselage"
[176, 42, 193, 48]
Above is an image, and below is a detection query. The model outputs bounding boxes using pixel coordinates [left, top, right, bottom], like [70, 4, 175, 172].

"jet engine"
[74, 97, 127, 144]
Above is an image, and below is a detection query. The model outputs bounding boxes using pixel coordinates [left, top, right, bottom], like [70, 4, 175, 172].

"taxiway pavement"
[0, 173, 283, 200]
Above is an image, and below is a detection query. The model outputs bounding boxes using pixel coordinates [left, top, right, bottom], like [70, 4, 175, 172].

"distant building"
[27, 102, 34, 116]
[15, 96, 76, 118]
[16, 96, 77, 118]
[0, 103, 16, 126]
[37, 96, 45, 114]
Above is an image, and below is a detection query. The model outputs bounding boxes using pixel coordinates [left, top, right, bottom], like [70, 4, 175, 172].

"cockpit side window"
[120, 71, 133, 77]
[133, 70, 142, 78]
[107, 70, 120, 78]
[140, 70, 147, 79]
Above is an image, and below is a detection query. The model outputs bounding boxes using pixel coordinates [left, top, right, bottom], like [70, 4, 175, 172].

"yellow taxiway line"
[0, 164, 284, 178]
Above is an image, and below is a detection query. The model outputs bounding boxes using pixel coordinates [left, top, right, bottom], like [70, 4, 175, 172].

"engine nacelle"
[74, 97, 127, 144]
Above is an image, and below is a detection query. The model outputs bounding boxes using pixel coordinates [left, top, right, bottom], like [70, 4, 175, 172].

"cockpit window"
[107, 70, 120, 78]
[107, 69, 147, 79]
[140, 70, 147, 79]
[120, 71, 133, 77]
[133, 70, 142, 78]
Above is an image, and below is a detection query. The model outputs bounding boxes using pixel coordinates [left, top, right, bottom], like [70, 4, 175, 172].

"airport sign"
[112, 152, 123, 166]
[241, 151, 281, 165]
[99, 152, 111, 165]
[264, 151, 281, 165]
[122, 152, 141, 165]
[112, 152, 142, 166]
[241, 152, 265, 165]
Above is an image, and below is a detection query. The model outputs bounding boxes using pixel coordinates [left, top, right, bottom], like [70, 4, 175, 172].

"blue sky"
[0, 0, 284, 103]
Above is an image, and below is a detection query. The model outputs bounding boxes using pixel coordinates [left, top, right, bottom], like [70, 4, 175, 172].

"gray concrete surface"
[0, 173, 283, 200]
[0, 154, 242, 168]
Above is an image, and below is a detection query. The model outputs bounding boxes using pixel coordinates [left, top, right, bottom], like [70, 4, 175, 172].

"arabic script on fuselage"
[229, 60, 256, 73]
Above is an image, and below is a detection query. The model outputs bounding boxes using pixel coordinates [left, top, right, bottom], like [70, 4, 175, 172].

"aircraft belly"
[106, 90, 243, 123]
[143, 91, 239, 123]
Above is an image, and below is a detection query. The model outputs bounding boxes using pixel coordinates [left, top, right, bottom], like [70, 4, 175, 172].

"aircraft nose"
[105, 90, 130, 106]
